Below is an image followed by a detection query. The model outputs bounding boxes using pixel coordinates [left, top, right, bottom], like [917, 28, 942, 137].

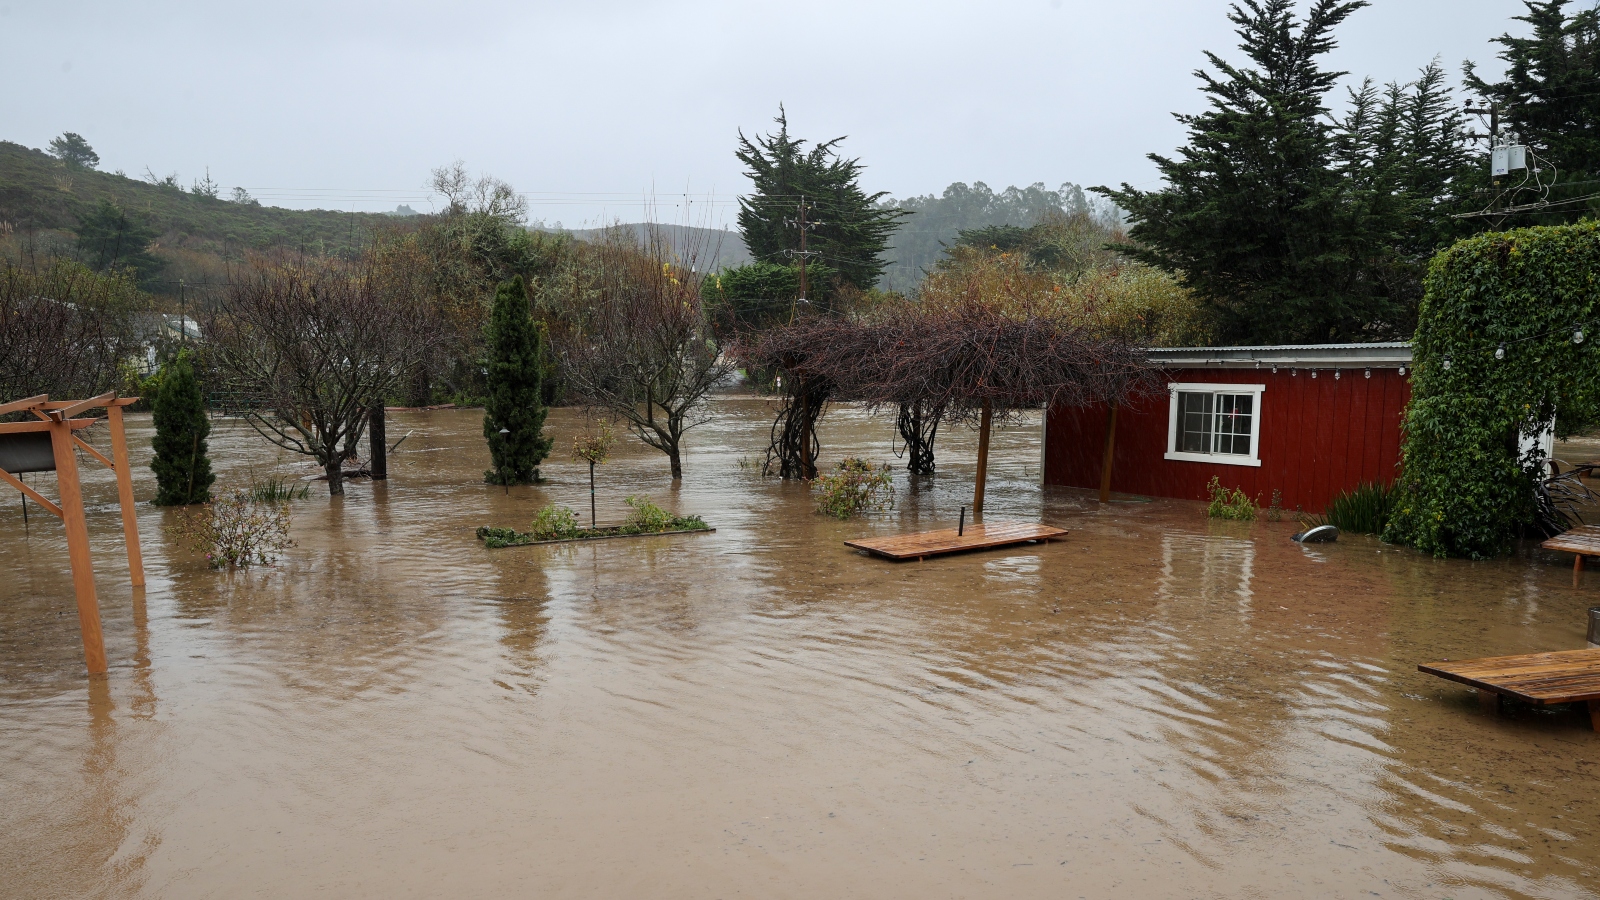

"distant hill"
[553, 223, 752, 271]
[0, 140, 397, 295]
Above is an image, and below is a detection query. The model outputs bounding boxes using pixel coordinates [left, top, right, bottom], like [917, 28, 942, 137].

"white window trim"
[1164, 382, 1265, 467]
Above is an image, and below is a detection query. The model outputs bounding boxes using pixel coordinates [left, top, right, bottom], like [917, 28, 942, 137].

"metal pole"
[958, 505, 965, 537]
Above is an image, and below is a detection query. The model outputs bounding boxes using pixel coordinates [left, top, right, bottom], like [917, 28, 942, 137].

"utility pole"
[1464, 100, 1500, 146]
[784, 196, 823, 320]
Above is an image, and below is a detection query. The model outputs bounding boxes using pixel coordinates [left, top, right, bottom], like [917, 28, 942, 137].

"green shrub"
[1325, 481, 1395, 535]
[529, 505, 581, 541]
[168, 488, 293, 568]
[814, 458, 895, 519]
[1386, 223, 1600, 558]
[623, 496, 674, 533]
[1205, 476, 1256, 520]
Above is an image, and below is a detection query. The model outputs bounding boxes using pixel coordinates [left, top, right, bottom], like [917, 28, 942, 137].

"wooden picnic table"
[1419, 648, 1600, 730]
[844, 521, 1068, 562]
[1542, 525, 1600, 586]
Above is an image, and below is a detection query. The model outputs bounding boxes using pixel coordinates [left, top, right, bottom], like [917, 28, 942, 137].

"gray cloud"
[5, 0, 1521, 226]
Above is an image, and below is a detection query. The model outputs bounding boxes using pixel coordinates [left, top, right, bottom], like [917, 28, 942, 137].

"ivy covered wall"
[1386, 222, 1600, 558]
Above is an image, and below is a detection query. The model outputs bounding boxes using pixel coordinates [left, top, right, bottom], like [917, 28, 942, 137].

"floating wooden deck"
[1542, 525, 1600, 585]
[1419, 648, 1600, 730]
[844, 521, 1068, 561]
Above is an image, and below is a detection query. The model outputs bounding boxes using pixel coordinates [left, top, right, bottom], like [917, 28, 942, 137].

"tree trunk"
[668, 443, 683, 480]
[325, 458, 345, 496]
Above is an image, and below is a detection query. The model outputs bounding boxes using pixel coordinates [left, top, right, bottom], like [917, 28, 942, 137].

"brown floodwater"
[2, 399, 1597, 899]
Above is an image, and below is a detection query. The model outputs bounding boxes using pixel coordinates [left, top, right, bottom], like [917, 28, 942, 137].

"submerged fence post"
[973, 400, 993, 518]
[958, 505, 966, 537]
[369, 404, 387, 480]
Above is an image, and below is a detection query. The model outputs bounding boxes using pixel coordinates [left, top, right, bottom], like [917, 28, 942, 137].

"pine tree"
[483, 276, 552, 484]
[735, 107, 907, 293]
[1095, 0, 1379, 344]
[150, 351, 214, 506]
[1465, 0, 1600, 224]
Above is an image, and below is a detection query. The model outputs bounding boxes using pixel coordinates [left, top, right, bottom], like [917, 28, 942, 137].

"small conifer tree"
[150, 351, 215, 505]
[483, 276, 552, 484]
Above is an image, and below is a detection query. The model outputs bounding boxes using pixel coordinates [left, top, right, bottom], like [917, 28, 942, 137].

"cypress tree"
[150, 350, 214, 505]
[483, 276, 552, 484]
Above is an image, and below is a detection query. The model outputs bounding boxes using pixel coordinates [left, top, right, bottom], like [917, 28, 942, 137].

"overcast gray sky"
[3, 0, 1529, 227]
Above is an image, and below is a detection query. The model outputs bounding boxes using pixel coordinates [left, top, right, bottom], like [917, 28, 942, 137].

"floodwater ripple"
[2, 401, 1597, 899]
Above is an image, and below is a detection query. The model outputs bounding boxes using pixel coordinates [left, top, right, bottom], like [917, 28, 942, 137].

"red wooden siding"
[1044, 367, 1410, 513]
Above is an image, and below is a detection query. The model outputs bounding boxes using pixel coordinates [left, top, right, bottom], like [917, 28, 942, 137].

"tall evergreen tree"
[735, 107, 907, 291]
[75, 199, 164, 289]
[1465, 0, 1600, 224]
[1096, 0, 1380, 344]
[150, 351, 214, 506]
[482, 276, 552, 484]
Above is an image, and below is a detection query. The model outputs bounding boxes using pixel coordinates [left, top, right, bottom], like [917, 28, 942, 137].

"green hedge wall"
[1385, 222, 1600, 558]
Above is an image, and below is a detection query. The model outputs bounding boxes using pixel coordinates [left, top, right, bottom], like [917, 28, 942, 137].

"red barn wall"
[1044, 367, 1410, 513]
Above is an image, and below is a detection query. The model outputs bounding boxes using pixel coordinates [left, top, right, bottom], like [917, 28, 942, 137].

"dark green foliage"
[949, 211, 1123, 277]
[1097, 1, 1477, 343]
[482, 276, 552, 484]
[75, 199, 165, 288]
[734, 107, 906, 289]
[703, 260, 839, 331]
[1466, 0, 1600, 224]
[1324, 481, 1396, 534]
[150, 351, 214, 506]
[1385, 223, 1600, 558]
[48, 133, 98, 169]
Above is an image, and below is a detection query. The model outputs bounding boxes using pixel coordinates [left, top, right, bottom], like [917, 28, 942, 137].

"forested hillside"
[0, 140, 396, 296]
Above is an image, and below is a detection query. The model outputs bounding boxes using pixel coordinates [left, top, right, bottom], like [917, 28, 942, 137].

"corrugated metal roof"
[1147, 342, 1412, 368]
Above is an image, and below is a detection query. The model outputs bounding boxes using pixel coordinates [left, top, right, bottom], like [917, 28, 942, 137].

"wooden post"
[1478, 689, 1499, 714]
[368, 403, 387, 481]
[1098, 400, 1119, 504]
[1588, 699, 1600, 732]
[973, 399, 993, 517]
[1575, 553, 1585, 588]
[106, 403, 144, 587]
[50, 420, 106, 675]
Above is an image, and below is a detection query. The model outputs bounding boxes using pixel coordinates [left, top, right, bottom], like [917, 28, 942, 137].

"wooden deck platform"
[1542, 525, 1600, 585]
[1420, 648, 1600, 730]
[844, 521, 1068, 561]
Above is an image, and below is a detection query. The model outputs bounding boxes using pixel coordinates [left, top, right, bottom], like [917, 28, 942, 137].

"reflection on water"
[1, 400, 1597, 899]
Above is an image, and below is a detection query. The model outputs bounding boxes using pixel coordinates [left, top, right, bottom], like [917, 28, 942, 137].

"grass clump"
[1323, 481, 1396, 535]
[814, 458, 895, 519]
[249, 477, 311, 502]
[1205, 476, 1257, 521]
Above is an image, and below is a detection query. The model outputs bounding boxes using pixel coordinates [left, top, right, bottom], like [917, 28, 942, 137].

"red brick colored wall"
[1044, 367, 1410, 513]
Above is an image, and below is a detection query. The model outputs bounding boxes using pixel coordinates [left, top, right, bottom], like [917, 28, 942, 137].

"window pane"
[1178, 392, 1212, 453]
[1213, 393, 1253, 455]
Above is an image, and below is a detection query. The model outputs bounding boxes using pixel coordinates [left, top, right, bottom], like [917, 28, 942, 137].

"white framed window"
[1164, 383, 1264, 467]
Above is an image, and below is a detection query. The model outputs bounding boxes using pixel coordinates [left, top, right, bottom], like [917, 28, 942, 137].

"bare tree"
[0, 259, 143, 403]
[206, 258, 438, 495]
[547, 227, 734, 480]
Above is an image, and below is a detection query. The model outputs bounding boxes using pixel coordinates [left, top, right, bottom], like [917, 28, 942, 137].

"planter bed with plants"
[477, 496, 712, 549]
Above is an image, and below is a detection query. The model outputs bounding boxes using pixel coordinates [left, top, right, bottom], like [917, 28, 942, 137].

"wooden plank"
[0, 466, 63, 519]
[1420, 648, 1600, 705]
[0, 419, 98, 435]
[0, 394, 48, 416]
[845, 521, 1069, 561]
[1542, 525, 1600, 555]
[44, 392, 117, 422]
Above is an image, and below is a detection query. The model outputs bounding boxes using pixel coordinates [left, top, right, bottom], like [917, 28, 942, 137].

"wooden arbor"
[0, 393, 144, 675]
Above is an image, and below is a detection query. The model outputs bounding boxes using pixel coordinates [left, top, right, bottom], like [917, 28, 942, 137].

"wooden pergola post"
[106, 400, 144, 586]
[0, 393, 141, 675]
[49, 417, 107, 674]
[1098, 400, 1119, 504]
[973, 399, 993, 517]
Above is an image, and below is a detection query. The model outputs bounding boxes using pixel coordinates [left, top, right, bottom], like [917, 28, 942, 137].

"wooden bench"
[1542, 525, 1600, 586]
[1419, 648, 1600, 730]
[844, 521, 1068, 561]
